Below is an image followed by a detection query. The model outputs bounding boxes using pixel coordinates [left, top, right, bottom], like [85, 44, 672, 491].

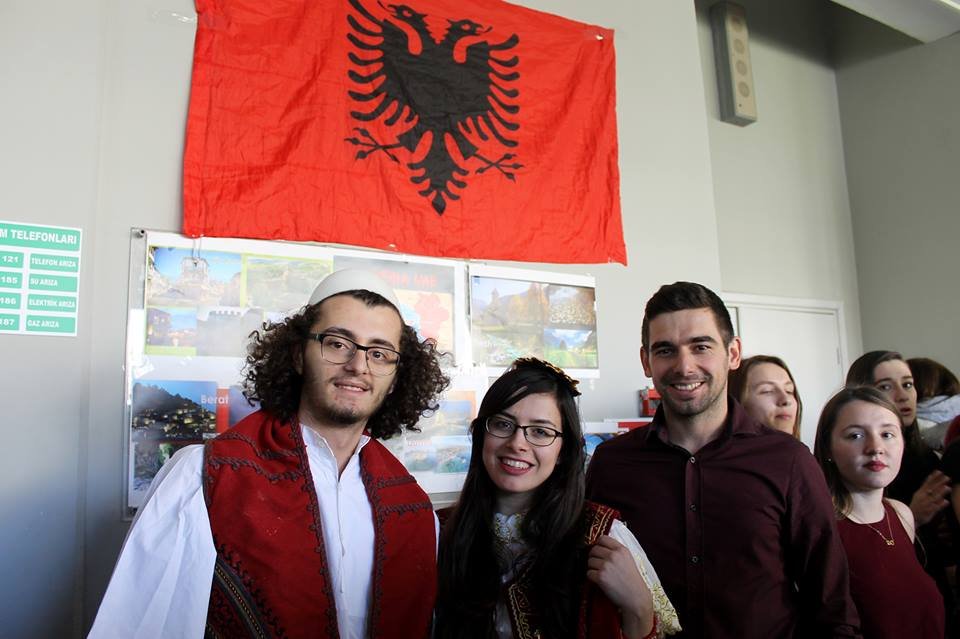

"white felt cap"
[307, 268, 400, 307]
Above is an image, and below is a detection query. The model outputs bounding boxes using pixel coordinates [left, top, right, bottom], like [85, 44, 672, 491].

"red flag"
[183, 0, 626, 265]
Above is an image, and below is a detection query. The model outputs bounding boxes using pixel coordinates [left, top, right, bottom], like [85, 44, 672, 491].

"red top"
[838, 501, 944, 639]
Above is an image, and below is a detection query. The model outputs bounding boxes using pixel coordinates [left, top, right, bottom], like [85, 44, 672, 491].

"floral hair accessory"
[511, 357, 581, 397]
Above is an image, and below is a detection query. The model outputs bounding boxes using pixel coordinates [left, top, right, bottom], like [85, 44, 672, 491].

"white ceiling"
[832, 0, 960, 42]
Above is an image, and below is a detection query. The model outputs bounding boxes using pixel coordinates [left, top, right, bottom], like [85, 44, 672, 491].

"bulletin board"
[123, 230, 597, 512]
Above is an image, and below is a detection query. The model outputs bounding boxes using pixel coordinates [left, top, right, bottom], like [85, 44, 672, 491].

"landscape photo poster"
[469, 264, 598, 377]
[124, 232, 596, 509]
[125, 231, 474, 509]
[381, 374, 488, 495]
[129, 379, 218, 493]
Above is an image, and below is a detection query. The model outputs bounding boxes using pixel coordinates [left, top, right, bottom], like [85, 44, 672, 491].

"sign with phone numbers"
[0, 220, 82, 336]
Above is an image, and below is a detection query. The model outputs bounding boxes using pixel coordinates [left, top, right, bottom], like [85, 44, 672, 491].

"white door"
[724, 295, 847, 451]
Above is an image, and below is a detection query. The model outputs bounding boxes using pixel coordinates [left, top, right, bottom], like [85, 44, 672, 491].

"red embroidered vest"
[504, 502, 623, 639]
[203, 411, 436, 639]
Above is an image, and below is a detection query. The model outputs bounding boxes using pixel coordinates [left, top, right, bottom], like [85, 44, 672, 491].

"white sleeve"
[609, 519, 682, 636]
[88, 445, 215, 639]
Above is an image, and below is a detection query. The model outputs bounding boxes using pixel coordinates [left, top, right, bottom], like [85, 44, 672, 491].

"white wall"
[81, 1, 199, 629]
[0, 2, 105, 637]
[0, 1, 871, 636]
[695, 0, 864, 364]
[833, 6, 960, 375]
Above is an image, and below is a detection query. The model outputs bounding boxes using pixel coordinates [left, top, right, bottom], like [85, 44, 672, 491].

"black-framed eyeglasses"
[308, 333, 401, 376]
[484, 416, 563, 447]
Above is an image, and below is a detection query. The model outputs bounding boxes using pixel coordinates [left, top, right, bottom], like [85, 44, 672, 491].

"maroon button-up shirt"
[586, 397, 861, 639]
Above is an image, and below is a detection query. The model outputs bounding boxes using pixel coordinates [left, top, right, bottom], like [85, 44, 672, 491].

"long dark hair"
[846, 350, 929, 458]
[436, 359, 586, 639]
[241, 290, 450, 438]
[814, 386, 901, 517]
[728, 355, 803, 438]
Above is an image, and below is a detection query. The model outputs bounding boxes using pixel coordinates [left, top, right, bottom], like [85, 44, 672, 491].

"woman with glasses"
[435, 358, 679, 639]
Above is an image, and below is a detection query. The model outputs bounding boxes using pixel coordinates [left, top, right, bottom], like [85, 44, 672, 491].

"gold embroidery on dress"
[507, 579, 540, 639]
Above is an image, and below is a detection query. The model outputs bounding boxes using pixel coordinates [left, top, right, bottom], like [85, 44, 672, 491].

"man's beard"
[298, 358, 388, 428]
[657, 374, 726, 418]
[317, 402, 371, 427]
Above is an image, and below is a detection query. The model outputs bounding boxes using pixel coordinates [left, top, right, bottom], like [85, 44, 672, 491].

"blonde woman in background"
[728, 355, 802, 437]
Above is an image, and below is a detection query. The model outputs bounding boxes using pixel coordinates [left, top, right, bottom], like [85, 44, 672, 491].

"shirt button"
[691, 555, 700, 564]
[689, 456, 696, 464]
[689, 503, 697, 511]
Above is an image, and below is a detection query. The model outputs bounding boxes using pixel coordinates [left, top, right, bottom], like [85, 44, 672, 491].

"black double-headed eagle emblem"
[345, 0, 521, 214]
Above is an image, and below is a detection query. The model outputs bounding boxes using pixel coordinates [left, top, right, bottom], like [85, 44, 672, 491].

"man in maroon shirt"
[586, 281, 861, 638]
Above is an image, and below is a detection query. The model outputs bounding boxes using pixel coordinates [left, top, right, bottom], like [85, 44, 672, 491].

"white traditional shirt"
[89, 425, 438, 639]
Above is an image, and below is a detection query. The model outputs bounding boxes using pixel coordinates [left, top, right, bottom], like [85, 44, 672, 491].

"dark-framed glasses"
[308, 333, 400, 376]
[485, 416, 562, 447]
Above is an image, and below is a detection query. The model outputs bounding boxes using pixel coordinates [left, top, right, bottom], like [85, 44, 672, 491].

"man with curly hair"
[91, 269, 450, 639]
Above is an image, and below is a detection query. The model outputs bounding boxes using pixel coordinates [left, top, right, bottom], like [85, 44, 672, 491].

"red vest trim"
[577, 502, 624, 639]
[203, 410, 436, 639]
[505, 501, 623, 639]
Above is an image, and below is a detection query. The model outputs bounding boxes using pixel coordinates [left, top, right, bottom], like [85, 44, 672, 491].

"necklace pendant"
[885, 539, 895, 546]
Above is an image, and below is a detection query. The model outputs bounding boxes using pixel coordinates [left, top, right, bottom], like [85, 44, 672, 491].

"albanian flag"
[183, 0, 626, 265]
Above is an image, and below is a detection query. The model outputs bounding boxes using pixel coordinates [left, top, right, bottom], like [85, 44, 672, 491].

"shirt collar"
[649, 395, 765, 446]
[300, 423, 371, 460]
[727, 396, 766, 436]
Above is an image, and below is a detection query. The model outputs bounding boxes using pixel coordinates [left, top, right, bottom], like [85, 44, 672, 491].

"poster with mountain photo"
[469, 265, 598, 376]
[126, 232, 598, 508]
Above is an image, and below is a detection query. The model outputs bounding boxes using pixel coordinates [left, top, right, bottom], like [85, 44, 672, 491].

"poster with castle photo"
[125, 233, 596, 509]
[469, 265, 598, 375]
[127, 379, 220, 505]
[127, 232, 472, 509]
